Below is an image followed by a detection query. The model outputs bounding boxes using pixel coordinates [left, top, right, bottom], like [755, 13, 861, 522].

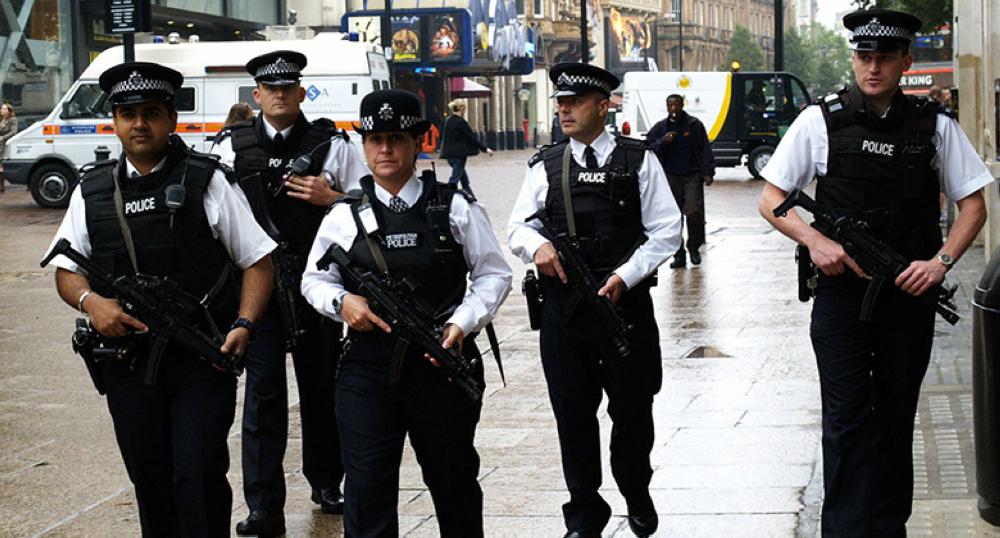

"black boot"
[669, 250, 686, 268]
[235, 510, 286, 537]
[312, 486, 345, 515]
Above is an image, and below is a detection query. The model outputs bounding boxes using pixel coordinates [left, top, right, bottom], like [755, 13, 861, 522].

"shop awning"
[450, 77, 492, 98]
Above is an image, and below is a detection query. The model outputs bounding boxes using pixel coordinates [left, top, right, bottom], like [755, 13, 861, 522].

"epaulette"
[615, 135, 649, 152]
[79, 158, 116, 178]
[214, 126, 233, 144]
[937, 105, 957, 119]
[817, 90, 846, 113]
[528, 139, 568, 167]
[312, 118, 349, 141]
[328, 189, 363, 213]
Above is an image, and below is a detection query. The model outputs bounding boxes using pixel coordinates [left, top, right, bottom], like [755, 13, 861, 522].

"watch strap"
[230, 317, 256, 340]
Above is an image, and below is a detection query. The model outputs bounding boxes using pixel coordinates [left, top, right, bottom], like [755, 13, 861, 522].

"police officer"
[45, 62, 276, 537]
[301, 89, 512, 538]
[211, 50, 369, 536]
[507, 63, 682, 538]
[758, 10, 991, 536]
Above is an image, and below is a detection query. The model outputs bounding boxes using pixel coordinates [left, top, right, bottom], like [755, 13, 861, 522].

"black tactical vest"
[81, 136, 238, 329]
[230, 113, 344, 255]
[535, 137, 647, 280]
[818, 84, 942, 260]
[343, 174, 470, 325]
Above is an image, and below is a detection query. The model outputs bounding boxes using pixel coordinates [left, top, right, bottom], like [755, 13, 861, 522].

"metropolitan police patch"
[383, 232, 420, 249]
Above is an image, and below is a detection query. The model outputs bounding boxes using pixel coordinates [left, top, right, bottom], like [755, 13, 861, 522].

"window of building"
[671, 0, 681, 22]
[229, 0, 278, 24]
[535, 0, 544, 18]
[163, 0, 224, 16]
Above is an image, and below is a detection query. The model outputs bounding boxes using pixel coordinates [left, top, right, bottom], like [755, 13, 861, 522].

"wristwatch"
[332, 293, 346, 316]
[230, 317, 256, 340]
[935, 252, 955, 270]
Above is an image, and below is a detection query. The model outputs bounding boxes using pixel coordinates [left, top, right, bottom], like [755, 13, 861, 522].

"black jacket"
[646, 111, 715, 177]
[439, 115, 488, 159]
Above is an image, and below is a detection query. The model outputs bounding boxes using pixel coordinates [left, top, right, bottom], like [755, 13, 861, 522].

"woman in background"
[0, 102, 18, 192]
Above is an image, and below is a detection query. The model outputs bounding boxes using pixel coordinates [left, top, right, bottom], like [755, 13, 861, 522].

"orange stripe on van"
[43, 124, 57, 135]
[98, 124, 115, 134]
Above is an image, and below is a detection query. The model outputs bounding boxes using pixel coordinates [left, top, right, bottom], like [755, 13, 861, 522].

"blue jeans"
[447, 157, 473, 195]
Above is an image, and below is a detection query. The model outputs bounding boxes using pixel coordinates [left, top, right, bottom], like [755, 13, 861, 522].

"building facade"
[0, 0, 281, 129]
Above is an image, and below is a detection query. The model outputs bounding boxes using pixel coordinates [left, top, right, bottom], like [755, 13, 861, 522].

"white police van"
[3, 33, 389, 208]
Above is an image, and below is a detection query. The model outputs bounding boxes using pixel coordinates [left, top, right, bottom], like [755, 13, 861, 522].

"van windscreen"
[60, 84, 112, 120]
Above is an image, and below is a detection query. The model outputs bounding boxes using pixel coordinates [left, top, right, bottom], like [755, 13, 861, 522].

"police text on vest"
[384, 233, 419, 249]
[862, 140, 895, 157]
[125, 197, 156, 215]
[577, 171, 607, 184]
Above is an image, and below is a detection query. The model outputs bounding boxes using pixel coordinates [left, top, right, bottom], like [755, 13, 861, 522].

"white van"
[3, 33, 390, 208]
[620, 70, 811, 177]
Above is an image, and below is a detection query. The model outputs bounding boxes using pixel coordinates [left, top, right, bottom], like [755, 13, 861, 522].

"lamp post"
[581, 0, 588, 63]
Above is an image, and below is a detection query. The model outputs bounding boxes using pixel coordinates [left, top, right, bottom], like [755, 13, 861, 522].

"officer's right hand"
[533, 242, 567, 283]
[83, 295, 149, 338]
[807, 234, 866, 278]
[341, 293, 392, 333]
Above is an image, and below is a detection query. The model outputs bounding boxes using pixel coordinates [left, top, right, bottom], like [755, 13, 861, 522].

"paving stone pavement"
[1, 153, 999, 537]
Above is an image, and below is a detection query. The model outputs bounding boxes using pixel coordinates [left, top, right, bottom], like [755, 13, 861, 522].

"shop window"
[229, 0, 278, 24]
[164, 0, 223, 16]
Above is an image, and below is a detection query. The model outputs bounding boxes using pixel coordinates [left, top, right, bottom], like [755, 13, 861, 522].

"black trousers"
[240, 301, 344, 512]
[103, 353, 237, 538]
[666, 172, 706, 257]
[336, 337, 484, 538]
[539, 280, 662, 532]
[811, 274, 936, 538]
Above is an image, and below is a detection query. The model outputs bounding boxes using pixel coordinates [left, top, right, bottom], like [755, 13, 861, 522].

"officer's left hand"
[425, 324, 464, 369]
[219, 327, 250, 367]
[285, 174, 341, 207]
[703, 176, 714, 186]
[895, 259, 947, 297]
[598, 274, 626, 305]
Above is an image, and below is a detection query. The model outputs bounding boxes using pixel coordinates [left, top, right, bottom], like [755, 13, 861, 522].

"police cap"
[355, 89, 431, 136]
[246, 50, 307, 86]
[843, 9, 922, 52]
[98, 62, 183, 107]
[549, 63, 619, 98]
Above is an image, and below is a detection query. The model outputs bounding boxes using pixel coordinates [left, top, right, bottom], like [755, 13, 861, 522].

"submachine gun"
[41, 239, 245, 387]
[526, 210, 632, 359]
[316, 244, 486, 403]
[772, 188, 959, 325]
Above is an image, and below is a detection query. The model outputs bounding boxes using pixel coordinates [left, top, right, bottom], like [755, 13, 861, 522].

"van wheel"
[29, 163, 77, 208]
[748, 145, 775, 179]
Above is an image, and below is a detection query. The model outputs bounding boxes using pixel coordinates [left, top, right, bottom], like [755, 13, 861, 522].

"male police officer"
[507, 63, 681, 538]
[758, 10, 991, 536]
[212, 50, 369, 536]
[45, 62, 275, 536]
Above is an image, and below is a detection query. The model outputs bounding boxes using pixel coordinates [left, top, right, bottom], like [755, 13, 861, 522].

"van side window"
[744, 79, 777, 113]
[175, 87, 196, 112]
[238, 86, 261, 111]
[60, 84, 112, 119]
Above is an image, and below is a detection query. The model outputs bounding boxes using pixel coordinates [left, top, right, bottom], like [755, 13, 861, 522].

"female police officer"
[300, 89, 512, 537]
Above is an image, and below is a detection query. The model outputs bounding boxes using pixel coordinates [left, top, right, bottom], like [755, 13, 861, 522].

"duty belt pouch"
[522, 269, 543, 330]
[795, 245, 817, 302]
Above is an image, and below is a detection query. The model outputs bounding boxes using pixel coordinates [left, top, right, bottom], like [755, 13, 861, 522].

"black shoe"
[690, 250, 702, 265]
[627, 512, 659, 537]
[235, 510, 286, 537]
[563, 531, 602, 538]
[669, 256, 686, 269]
[311, 486, 345, 515]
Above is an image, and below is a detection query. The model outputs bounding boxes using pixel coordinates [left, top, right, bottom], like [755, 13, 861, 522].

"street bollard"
[973, 245, 1000, 526]
[94, 146, 111, 161]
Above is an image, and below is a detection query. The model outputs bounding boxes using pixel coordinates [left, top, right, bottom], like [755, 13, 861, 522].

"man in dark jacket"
[646, 94, 715, 268]
[440, 98, 493, 195]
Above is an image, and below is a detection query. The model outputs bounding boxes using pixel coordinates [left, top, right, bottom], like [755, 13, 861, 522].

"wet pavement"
[1, 152, 998, 537]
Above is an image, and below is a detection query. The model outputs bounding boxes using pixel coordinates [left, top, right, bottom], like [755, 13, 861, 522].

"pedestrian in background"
[759, 9, 990, 536]
[551, 110, 565, 143]
[929, 85, 952, 108]
[0, 102, 18, 192]
[224, 102, 255, 128]
[508, 63, 681, 538]
[439, 98, 493, 196]
[646, 94, 715, 268]
[302, 89, 512, 538]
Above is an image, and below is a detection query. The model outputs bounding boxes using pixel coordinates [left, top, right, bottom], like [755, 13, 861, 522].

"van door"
[739, 74, 784, 138]
[172, 83, 206, 152]
[53, 81, 119, 166]
[777, 75, 811, 136]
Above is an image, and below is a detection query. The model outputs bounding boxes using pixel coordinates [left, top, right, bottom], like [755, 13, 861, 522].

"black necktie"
[584, 145, 598, 169]
[273, 132, 284, 149]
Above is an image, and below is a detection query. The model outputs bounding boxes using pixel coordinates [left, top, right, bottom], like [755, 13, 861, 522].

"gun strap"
[111, 165, 141, 275]
[360, 193, 392, 275]
[144, 333, 170, 386]
[485, 322, 505, 387]
[390, 337, 409, 384]
[859, 275, 885, 323]
[561, 143, 577, 240]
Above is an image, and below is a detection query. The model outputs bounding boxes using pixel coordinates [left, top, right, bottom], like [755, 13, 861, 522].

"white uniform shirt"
[210, 116, 370, 193]
[761, 105, 994, 201]
[301, 175, 513, 336]
[506, 130, 682, 289]
[45, 155, 276, 273]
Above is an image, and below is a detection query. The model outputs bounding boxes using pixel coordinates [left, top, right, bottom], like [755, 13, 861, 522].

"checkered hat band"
[558, 74, 612, 94]
[852, 24, 911, 40]
[359, 115, 422, 130]
[111, 77, 174, 96]
[255, 61, 301, 78]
